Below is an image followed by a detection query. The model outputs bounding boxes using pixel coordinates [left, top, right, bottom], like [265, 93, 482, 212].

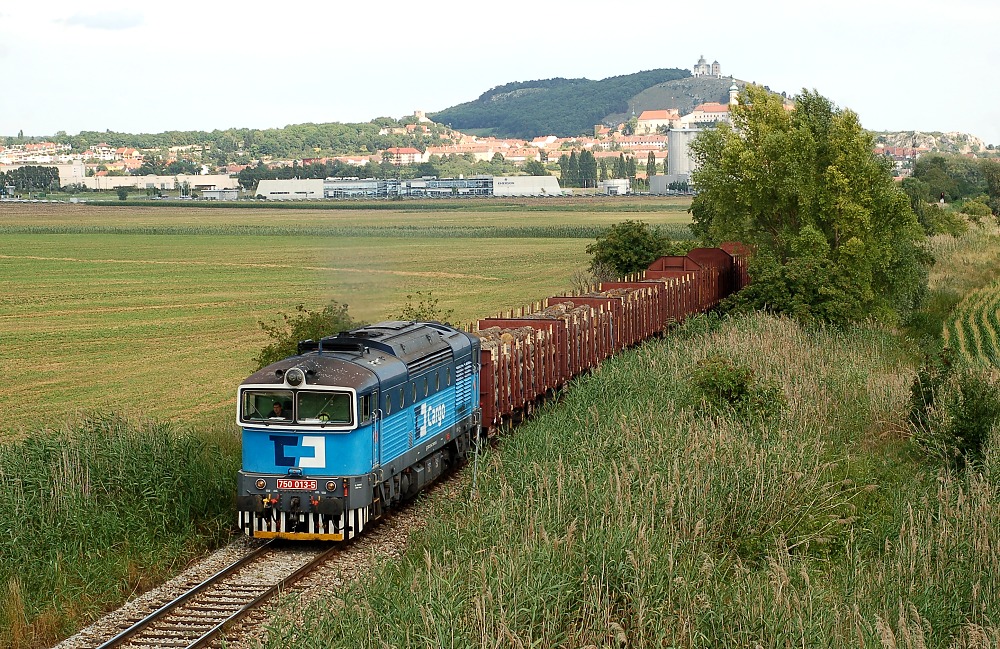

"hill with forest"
[428, 68, 691, 139]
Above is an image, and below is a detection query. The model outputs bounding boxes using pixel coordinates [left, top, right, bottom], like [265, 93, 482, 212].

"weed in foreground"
[0, 414, 237, 648]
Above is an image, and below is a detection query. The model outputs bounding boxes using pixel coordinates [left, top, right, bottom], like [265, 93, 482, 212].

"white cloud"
[60, 10, 143, 30]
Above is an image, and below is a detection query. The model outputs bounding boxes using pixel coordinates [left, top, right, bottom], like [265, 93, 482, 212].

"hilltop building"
[693, 55, 722, 78]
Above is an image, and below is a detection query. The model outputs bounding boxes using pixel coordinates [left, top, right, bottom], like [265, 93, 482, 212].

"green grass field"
[0, 200, 692, 430]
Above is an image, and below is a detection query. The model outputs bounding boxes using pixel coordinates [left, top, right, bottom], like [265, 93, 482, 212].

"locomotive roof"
[241, 321, 476, 391]
[241, 352, 385, 391]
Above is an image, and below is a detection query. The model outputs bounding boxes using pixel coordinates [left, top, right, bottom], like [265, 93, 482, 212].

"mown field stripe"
[0, 254, 500, 281]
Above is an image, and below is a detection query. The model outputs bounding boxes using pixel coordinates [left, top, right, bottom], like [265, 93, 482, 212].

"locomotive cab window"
[241, 390, 293, 422]
[297, 391, 353, 425]
[239, 389, 354, 426]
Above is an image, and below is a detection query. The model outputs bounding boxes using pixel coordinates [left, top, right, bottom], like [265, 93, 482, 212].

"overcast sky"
[2, 0, 997, 145]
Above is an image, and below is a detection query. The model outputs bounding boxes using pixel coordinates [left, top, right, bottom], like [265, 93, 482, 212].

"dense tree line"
[902, 153, 1000, 217]
[0, 166, 60, 193]
[557, 150, 641, 188]
[430, 68, 690, 139]
[9, 119, 452, 162]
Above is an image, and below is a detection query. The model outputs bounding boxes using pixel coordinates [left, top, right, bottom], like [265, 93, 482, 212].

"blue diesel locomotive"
[236, 321, 480, 541]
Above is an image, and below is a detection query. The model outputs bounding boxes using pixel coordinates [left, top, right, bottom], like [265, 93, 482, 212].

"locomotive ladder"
[95, 540, 339, 649]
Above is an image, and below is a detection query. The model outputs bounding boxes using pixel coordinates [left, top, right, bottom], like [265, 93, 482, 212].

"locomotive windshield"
[240, 389, 354, 426]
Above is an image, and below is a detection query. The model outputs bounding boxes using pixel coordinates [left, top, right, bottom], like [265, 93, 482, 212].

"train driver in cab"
[271, 401, 289, 419]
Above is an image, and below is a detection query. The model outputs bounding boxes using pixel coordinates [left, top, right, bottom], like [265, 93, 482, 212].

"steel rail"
[95, 540, 277, 649]
[189, 544, 342, 648]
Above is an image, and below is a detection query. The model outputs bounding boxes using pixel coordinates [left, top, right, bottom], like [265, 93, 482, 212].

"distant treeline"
[4, 119, 454, 162]
[430, 68, 690, 139]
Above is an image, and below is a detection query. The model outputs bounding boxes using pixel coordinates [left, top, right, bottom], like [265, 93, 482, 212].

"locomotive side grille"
[455, 361, 475, 414]
[408, 348, 453, 374]
[380, 410, 411, 461]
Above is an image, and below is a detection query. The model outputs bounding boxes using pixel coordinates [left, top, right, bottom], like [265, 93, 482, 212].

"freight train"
[236, 245, 748, 541]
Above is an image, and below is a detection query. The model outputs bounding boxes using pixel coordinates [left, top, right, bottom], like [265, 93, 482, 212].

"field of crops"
[0, 199, 692, 430]
[944, 283, 1000, 364]
[933, 224, 1000, 366]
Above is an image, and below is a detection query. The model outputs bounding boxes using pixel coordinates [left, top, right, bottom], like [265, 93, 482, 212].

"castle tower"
[712, 60, 721, 77]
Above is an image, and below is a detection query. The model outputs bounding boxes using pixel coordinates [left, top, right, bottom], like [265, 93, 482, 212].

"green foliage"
[585, 219, 685, 277]
[253, 302, 357, 370]
[922, 201, 968, 236]
[390, 291, 455, 323]
[982, 159, 1000, 215]
[690, 352, 786, 419]
[958, 198, 993, 219]
[521, 159, 548, 176]
[910, 353, 1000, 469]
[578, 149, 597, 188]
[0, 414, 235, 645]
[0, 165, 60, 192]
[691, 86, 930, 326]
[429, 68, 690, 138]
[115, 186, 129, 201]
[913, 153, 987, 202]
[53, 118, 451, 164]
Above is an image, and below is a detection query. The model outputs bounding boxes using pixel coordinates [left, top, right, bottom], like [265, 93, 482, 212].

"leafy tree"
[567, 151, 580, 187]
[253, 302, 358, 371]
[612, 154, 627, 179]
[981, 158, 1000, 216]
[522, 159, 547, 176]
[599, 159, 608, 182]
[585, 220, 682, 277]
[646, 151, 657, 180]
[558, 153, 570, 186]
[690, 86, 930, 326]
[578, 150, 597, 188]
[116, 186, 130, 201]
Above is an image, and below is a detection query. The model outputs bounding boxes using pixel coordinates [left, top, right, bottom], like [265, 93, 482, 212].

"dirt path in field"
[0, 254, 501, 280]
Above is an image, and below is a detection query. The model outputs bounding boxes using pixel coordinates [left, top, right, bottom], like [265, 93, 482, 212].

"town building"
[253, 176, 562, 200]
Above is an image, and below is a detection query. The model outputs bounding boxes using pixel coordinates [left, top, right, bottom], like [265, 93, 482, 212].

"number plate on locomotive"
[276, 479, 318, 490]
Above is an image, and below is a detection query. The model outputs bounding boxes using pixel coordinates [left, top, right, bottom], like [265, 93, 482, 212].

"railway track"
[94, 540, 337, 649]
[53, 465, 468, 649]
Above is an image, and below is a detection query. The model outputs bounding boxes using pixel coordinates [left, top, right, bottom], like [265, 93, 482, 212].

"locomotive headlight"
[326, 481, 337, 491]
[286, 367, 305, 386]
[255, 478, 267, 490]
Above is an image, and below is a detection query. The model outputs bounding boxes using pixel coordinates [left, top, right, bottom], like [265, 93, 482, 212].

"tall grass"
[264, 314, 999, 648]
[0, 414, 238, 649]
